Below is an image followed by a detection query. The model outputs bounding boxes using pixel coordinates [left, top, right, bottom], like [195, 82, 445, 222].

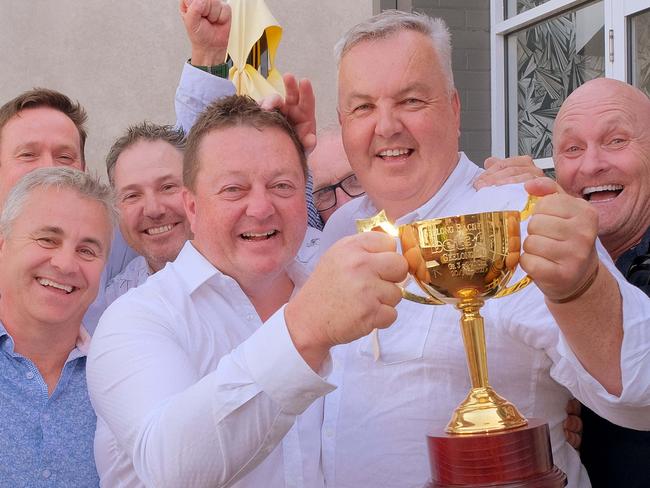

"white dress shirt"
[319, 153, 650, 488]
[87, 237, 333, 488]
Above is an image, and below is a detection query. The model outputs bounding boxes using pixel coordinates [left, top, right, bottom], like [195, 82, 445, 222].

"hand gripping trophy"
[357, 197, 567, 488]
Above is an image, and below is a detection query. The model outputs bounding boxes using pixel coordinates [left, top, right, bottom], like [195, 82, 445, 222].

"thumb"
[524, 176, 564, 197]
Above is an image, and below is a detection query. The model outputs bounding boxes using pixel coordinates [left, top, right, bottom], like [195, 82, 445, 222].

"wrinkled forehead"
[554, 93, 643, 143]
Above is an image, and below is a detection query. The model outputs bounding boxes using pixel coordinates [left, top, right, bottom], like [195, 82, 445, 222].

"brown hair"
[105, 122, 185, 185]
[0, 88, 88, 165]
[183, 95, 307, 191]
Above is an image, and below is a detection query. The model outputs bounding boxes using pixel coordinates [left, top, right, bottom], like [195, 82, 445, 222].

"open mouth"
[36, 277, 75, 294]
[240, 230, 278, 241]
[377, 148, 413, 160]
[582, 184, 623, 202]
[144, 223, 177, 236]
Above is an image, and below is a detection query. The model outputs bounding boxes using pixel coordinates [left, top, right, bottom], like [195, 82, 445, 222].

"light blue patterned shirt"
[0, 322, 99, 487]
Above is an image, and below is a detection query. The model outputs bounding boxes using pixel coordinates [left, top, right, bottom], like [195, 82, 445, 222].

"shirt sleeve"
[86, 300, 334, 488]
[175, 62, 236, 134]
[549, 241, 650, 429]
[500, 240, 650, 430]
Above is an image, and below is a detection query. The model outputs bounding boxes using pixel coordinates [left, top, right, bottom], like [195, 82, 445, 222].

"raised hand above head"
[180, 0, 232, 66]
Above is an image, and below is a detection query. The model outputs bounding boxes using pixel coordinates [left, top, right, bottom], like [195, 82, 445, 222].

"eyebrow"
[344, 82, 433, 103]
[118, 173, 181, 193]
[14, 141, 79, 154]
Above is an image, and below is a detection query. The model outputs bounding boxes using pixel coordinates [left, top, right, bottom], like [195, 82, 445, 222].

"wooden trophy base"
[426, 419, 567, 487]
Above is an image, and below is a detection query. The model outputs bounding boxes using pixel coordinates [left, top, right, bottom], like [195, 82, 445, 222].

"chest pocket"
[358, 298, 435, 364]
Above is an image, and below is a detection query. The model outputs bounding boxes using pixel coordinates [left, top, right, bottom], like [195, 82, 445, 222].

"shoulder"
[105, 256, 149, 305]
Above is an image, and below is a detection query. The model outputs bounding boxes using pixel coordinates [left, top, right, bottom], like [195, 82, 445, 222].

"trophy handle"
[493, 194, 538, 298]
[402, 285, 446, 305]
[519, 194, 538, 221]
[356, 211, 445, 306]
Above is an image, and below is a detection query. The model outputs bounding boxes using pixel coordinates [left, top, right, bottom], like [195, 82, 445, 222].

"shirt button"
[246, 313, 254, 321]
[42, 413, 51, 422]
[25, 371, 35, 379]
[42, 469, 51, 479]
[325, 428, 334, 438]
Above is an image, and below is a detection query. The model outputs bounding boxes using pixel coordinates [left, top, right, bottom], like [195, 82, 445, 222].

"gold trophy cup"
[357, 196, 567, 487]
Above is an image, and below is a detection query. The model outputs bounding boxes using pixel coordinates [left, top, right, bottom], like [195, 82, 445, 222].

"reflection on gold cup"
[357, 196, 537, 435]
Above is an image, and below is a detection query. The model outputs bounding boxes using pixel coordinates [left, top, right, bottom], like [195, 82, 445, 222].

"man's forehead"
[114, 140, 183, 185]
[1, 107, 82, 149]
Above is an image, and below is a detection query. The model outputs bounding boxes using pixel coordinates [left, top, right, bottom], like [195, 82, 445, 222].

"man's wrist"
[187, 58, 229, 79]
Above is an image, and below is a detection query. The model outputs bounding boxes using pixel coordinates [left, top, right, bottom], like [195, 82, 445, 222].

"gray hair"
[106, 122, 185, 185]
[0, 167, 117, 237]
[334, 10, 455, 91]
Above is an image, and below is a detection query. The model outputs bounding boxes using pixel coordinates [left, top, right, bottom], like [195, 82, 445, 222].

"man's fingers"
[185, 0, 207, 24]
[283, 74, 299, 107]
[524, 176, 564, 197]
[372, 303, 399, 330]
[205, 0, 229, 24]
[354, 231, 397, 253]
[370, 252, 408, 283]
[260, 93, 284, 111]
[302, 133, 317, 154]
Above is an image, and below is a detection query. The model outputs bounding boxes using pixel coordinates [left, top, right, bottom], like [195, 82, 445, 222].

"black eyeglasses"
[312, 173, 365, 212]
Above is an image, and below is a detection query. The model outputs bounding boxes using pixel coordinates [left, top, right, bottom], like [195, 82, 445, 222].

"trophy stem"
[446, 298, 528, 434]
[457, 298, 489, 389]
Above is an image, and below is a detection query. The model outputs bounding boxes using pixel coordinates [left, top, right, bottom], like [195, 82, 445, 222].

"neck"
[240, 272, 295, 322]
[601, 224, 649, 261]
[0, 303, 79, 395]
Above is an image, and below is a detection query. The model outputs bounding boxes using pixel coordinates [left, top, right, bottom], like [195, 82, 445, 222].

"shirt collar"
[0, 320, 90, 359]
[174, 240, 312, 295]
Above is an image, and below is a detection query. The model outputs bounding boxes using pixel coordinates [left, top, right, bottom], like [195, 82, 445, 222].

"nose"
[143, 193, 165, 219]
[578, 144, 610, 177]
[246, 189, 275, 220]
[50, 247, 79, 275]
[334, 187, 352, 211]
[374, 105, 403, 139]
[36, 153, 56, 168]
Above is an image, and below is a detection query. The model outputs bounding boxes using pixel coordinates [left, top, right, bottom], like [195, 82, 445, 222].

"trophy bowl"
[357, 197, 537, 435]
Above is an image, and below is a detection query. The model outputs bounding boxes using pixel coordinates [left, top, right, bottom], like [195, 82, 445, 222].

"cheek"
[118, 206, 142, 234]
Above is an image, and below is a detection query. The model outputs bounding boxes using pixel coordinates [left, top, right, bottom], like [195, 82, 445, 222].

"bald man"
[309, 128, 364, 223]
[477, 78, 650, 488]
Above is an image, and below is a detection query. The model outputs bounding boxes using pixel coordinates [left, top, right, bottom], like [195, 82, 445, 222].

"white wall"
[0, 1, 372, 177]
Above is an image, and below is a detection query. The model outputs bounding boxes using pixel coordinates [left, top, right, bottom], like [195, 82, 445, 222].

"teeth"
[378, 148, 410, 157]
[37, 278, 73, 293]
[582, 184, 623, 196]
[241, 231, 276, 238]
[146, 224, 174, 235]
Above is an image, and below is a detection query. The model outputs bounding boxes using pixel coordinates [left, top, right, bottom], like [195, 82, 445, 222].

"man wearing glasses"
[309, 127, 365, 223]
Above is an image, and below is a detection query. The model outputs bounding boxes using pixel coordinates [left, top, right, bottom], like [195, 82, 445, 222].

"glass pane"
[630, 8, 650, 97]
[507, 1, 604, 158]
[506, 0, 552, 18]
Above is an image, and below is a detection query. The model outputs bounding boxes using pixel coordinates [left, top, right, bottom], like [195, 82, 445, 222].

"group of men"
[1, 2, 649, 488]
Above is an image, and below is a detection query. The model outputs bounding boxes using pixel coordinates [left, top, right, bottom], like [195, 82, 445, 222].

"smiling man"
[103, 123, 191, 303]
[87, 95, 406, 487]
[474, 78, 650, 487]
[315, 11, 650, 488]
[551, 78, 650, 488]
[0, 167, 115, 486]
[0, 90, 86, 207]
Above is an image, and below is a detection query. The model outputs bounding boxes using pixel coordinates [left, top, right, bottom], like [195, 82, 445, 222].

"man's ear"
[182, 188, 198, 234]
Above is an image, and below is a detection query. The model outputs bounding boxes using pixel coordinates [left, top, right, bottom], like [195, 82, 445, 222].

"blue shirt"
[0, 323, 99, 487]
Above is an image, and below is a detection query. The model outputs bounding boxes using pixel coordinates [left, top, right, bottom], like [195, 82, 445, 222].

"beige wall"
[0, 1, 372, 177]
